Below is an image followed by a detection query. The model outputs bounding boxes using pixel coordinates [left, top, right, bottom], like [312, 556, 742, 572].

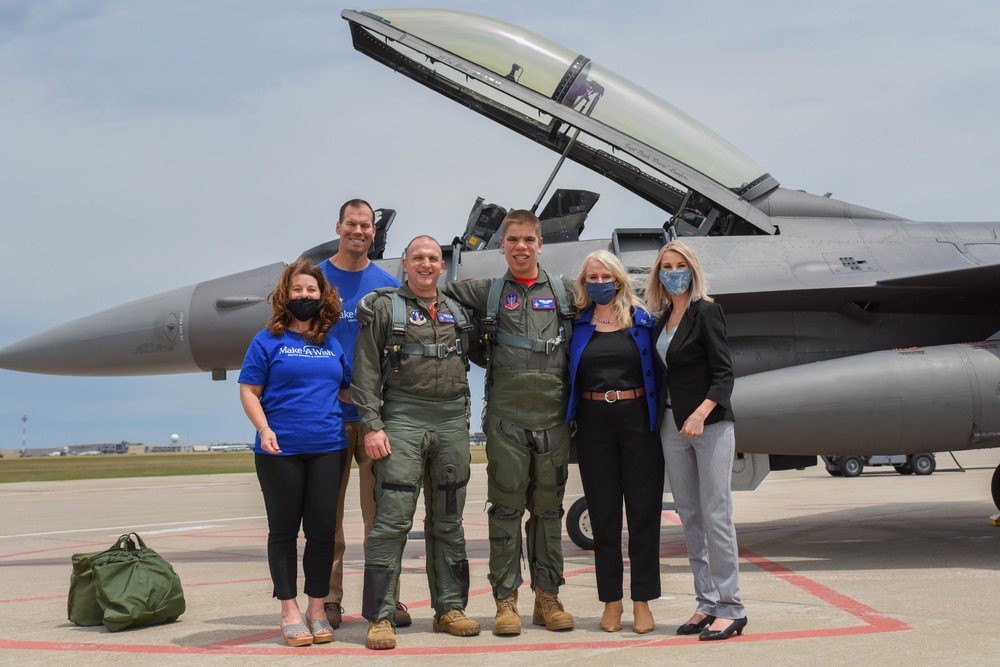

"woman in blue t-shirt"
[239, 258, 352, 646]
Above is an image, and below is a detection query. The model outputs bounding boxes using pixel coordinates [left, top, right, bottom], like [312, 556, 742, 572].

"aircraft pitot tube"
[732, 341, 1000, 456]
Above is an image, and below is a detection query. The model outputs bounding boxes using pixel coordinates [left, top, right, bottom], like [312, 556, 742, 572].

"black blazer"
[655, 298, 735, 430]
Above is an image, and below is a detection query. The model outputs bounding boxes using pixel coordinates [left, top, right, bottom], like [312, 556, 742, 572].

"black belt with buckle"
[580, 387, 646, 403]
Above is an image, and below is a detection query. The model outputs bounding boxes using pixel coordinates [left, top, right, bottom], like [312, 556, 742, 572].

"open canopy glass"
[363, 8, 768, 193]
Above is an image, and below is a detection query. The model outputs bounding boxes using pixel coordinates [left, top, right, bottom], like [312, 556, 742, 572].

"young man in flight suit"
[444, 209, 577, 636]
[352, 235, 481, 650]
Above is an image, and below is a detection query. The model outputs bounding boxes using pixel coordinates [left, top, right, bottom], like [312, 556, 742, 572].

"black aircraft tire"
[895, 463, 914, 475]
[566, 497, 595, 551]
[839, 456, 863, 478]
[827, 468, 843, 477]
[911, 454, 935, 476]
[992, 466, 1000, 512]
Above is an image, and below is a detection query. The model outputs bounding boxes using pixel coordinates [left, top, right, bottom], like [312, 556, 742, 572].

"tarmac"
[2, 448, 999, 667]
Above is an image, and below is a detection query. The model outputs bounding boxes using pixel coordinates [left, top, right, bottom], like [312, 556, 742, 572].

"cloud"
[1, 1, 999, 447]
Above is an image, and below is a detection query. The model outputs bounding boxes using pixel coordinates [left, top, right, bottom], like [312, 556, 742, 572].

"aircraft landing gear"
[992, 465, 1000, 512]
[566, 497, 595, 551]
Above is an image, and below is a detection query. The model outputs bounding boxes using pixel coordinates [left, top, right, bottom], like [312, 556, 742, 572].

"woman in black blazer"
[646, 240, 747, 641]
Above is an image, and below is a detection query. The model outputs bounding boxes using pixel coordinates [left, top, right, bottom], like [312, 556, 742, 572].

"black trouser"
[575, 397, 664, 602]
[255, 449, 348, 600]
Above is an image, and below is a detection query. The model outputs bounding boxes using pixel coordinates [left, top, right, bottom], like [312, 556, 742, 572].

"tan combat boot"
[433, 609, 482, 636]
[493, 590, 521, 636]
[532, 589, 574, 631]
[365, 618, 396, 650]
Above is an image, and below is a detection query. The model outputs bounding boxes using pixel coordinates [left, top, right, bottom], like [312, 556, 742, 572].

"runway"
[1, 449, 998, 666]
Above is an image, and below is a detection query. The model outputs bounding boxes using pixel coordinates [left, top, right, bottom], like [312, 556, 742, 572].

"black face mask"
[287, 298, 321, 322]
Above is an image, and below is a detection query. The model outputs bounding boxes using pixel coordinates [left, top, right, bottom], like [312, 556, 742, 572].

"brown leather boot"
[532, 589, 574, 631]
[493, 591, 521, 636]
[433, 609, 482, 636]
[365, 618, 396, 650]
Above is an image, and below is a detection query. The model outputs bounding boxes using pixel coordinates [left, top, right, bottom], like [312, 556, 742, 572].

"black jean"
[255, 449, 348, 600]
[575, 397, 664, 602]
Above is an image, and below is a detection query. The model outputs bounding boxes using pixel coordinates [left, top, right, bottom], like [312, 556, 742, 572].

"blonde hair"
[644, 240, 713, 316]
[574, 250, 643, 329]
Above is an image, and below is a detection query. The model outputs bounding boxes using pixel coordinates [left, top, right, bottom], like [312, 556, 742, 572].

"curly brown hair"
[267, 258, 342, 345]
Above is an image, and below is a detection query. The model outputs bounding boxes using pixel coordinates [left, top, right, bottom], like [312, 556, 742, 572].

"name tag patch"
[532, 298, 556, 310]
[437, 312, 456, 323]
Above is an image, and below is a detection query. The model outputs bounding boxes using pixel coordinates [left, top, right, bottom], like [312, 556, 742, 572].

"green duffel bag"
[68, 547, 106, 627]
[68, 533, 186, 631]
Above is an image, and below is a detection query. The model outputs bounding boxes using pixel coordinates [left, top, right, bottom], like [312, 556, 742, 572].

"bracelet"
[258, 426, 273, 435]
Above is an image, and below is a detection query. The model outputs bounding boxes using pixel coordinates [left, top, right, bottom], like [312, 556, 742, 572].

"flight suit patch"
[532, 298, 556, 310]
[409, 310, 427, 325]
[437, 312, 456, 323]
[503, 294, 520, 310]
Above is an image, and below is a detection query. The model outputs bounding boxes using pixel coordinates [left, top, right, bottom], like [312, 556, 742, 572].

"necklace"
[592, 311, 614, 324]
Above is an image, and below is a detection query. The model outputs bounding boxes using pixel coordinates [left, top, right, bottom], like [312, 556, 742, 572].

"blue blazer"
[567, 306, 661, 431]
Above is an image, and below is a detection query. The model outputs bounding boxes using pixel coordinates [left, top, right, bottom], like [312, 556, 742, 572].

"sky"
[1, 1, 998, 449]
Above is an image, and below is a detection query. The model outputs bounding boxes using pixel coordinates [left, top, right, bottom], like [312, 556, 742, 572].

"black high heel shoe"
[699, 616, 747, 641]
[676, 614, 715, 635]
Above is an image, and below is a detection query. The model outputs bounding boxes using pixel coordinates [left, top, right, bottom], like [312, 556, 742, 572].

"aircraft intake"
[732, 341, 1000, 456]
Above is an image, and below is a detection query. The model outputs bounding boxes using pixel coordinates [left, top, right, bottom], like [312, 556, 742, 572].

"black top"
[578, 329, 644, 391]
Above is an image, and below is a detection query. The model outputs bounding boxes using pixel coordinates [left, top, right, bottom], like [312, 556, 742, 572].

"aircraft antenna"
[21, 413, 27, 458]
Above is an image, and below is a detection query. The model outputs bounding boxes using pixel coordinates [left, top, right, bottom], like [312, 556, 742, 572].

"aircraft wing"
[877, 261, 1000, 289]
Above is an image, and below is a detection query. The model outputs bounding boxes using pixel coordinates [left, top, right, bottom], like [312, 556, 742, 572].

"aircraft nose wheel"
[566, 497, 595, 551]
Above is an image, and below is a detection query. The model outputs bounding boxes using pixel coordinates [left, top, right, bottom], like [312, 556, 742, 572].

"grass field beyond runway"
[1, 447, 489, 483]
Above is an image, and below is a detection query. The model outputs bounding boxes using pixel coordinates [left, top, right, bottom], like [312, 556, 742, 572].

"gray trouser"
[661, 412, 745, 619]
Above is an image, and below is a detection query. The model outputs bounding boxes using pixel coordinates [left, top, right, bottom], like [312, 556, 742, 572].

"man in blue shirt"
[319, 199, 404, 628]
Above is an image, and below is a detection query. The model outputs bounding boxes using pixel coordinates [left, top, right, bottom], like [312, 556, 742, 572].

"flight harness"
[480, 271, 574, 399]
[375, 289, 474, 387]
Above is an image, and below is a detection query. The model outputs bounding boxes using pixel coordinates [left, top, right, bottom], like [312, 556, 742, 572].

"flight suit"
[352, 284, 473, 624]
[444, 268, 575, 598]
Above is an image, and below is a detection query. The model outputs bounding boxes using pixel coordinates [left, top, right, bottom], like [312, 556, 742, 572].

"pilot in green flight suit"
[443, 209, 577, 636]
[352, 235, 480, 650]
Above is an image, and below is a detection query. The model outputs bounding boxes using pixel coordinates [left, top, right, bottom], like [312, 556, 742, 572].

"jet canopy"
[347, 9, 782, 235]
[361, 8, 768, 194]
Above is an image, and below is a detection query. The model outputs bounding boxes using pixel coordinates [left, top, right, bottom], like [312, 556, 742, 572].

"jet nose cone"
[0, 286, 199, 376]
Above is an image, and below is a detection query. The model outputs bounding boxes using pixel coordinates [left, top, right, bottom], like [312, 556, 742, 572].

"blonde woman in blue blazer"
[567, 250, 663, 634]
[646, 240, 747, 641]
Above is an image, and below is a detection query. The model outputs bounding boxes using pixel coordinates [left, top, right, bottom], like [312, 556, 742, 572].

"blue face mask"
[585, 281, 618, 305]
[659, 269, 691, 297]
